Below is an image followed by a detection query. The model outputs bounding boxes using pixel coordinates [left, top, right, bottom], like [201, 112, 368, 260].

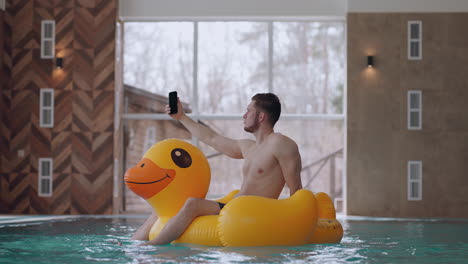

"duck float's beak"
[124, 158, 176, 199]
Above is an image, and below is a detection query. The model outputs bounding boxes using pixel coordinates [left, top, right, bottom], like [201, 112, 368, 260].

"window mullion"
[192, 21, 200, 146]
[268, 21, 273, 93]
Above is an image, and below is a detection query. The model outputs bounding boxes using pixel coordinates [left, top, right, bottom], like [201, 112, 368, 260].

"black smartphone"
[169, 91, 178, 114]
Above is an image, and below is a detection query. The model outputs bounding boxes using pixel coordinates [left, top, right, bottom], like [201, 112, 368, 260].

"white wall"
[119, 0, 346, 20]
[1, 0, 5, 11]
[348, 0, 468, 12]
[119, 0, 468, 20]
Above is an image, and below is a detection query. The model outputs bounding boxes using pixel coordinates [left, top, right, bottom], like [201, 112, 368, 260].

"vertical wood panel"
[0, 0, 116, 214]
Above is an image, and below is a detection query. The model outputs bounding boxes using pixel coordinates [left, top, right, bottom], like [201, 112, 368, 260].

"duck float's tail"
[308, 192, 343, 244]
[218, 189, 318, 247]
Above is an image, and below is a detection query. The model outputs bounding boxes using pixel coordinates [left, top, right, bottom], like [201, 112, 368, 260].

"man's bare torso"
[236, 133, 287, 199]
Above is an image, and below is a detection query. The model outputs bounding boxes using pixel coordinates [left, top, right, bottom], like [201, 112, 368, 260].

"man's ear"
[258, 112, 266, 123]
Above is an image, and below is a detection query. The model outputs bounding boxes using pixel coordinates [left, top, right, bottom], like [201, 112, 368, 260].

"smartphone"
[169, 91, 178, 114]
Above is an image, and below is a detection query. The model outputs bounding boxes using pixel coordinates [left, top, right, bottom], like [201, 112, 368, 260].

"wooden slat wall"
[0, 0, 116, 214]
[0, 4, 11, 213]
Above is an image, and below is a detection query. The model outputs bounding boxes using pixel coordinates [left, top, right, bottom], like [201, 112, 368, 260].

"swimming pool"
[0, 215, 467, 263]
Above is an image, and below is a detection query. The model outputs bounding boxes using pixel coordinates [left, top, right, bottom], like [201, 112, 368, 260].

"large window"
[123, 20, 345, 202]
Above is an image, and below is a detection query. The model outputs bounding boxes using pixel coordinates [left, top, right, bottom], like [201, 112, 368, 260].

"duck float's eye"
[171, 148, 192, 168]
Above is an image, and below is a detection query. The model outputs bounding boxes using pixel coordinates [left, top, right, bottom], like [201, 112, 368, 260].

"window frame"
[40, 88, 55, 128]
[41, 20, 55, 59]
[408, 20, 422, 60]
[408, 90, 422, 130]
[407, 160, 422, 201]
[143, 126, 156, 153]
[38, 158, 53, 197]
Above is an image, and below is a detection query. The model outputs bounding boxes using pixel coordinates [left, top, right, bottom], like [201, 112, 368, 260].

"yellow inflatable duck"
[125, 139, 343, 246]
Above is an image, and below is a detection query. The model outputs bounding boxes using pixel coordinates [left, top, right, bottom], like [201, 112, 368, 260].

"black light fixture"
[367, 56, 374, 68]
[56, 57, 63, 69]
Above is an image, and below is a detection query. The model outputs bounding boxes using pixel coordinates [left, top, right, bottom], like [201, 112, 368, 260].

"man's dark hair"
[251, 93, 281, 127]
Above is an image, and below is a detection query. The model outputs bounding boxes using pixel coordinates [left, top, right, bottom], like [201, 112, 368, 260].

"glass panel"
[410, 163, 420, 180]
[276, 120, 344, 196]
[42, 91, 52, 107]
[197, 119, 344, 198]
[43, 23, 53, 38]
[410, 23, 420, 39]
[410, 182, 419, 198]
[410, 41, 419, 57]
[198, 22, 268, 114]
[43, 41, 53, 57]
[43, 109, 51, 125]
[143, 127, 157, 153]
[410, 111, 420, 128]
[125, 89, 194, 115]
[41, 160, 50, 176]
[124, 22, 193, 99]
[409, 92, 420, 109]
[273, 22, 345, 114]
[41, 179, 50, 194]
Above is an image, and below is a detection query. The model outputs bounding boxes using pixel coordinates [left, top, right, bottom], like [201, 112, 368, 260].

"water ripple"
[0, 217, 467, 264]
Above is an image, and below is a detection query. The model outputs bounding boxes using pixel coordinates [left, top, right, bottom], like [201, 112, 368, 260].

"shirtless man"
[132, 93, 303, 245]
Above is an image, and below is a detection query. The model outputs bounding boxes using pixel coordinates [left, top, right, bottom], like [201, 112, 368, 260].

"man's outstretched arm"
[165, 98, 248, 159]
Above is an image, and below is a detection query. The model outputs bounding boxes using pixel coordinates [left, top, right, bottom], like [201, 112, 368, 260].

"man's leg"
[131, 211, 158, 240]
[144, 197, 221, 245]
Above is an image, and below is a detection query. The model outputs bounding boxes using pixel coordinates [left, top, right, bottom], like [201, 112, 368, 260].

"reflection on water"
[0, 217, 467, 264]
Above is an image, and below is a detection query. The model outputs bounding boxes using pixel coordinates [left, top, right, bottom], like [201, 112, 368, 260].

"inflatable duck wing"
[125, 138, 343, 246]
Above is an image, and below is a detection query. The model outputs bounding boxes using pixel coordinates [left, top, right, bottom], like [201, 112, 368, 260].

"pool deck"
[0, 214, 151, 225]
[0, 215, 81, 225]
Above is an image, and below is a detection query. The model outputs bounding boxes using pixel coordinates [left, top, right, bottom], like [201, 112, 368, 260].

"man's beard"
[244, 114, 260, 133]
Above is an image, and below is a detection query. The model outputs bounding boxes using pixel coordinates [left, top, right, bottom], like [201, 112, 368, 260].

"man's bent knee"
[180, 197, 220, 217]
[181, 197, 203, 215]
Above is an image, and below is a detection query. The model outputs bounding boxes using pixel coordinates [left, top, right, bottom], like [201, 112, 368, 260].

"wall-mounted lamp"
[56, 57, 63, 69]
[367, 56, 374, 68]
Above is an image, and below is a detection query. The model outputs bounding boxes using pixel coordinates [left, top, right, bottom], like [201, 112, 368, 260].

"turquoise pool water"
[0, 216, 467, 263]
